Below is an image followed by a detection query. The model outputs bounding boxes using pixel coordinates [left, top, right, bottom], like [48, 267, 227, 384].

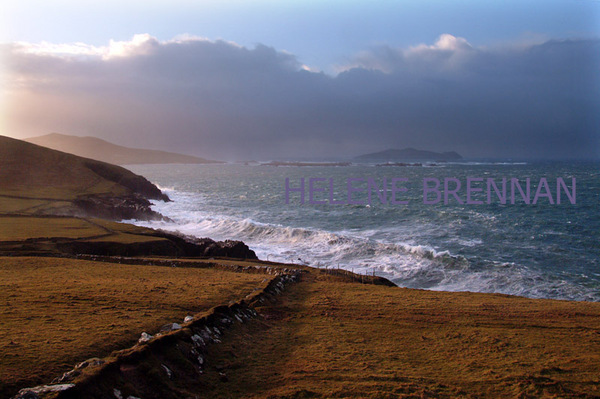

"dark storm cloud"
[2, 34, 599, 160]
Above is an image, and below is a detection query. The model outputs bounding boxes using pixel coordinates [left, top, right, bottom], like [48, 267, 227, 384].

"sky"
[1, 0, 599, 160]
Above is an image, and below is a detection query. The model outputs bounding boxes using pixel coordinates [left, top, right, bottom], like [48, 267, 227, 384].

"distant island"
[261, 161, 351, 167]
[375, 162, 424, 167]
[355, 147, 462, 161]
[25, 133, 222, 165]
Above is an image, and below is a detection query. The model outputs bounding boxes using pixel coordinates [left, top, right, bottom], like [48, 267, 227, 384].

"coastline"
[3, 216, 600, 397]
[127, 161, 599, 302]
[1, 141, 598, 397]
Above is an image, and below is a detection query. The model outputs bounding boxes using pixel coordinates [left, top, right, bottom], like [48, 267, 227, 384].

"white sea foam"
[130, 187, 599, 302]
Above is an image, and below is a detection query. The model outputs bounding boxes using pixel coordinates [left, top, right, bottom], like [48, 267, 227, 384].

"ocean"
[127, 161, 599, 302]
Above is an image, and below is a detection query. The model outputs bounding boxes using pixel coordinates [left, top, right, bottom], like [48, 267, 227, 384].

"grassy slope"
[25, 133, 220, 165]
[0, 257, 269, 397]
[0, 136, 190, 255]
[0, 135, 166, 216]
[200, 272, 600, 398]
[0, 137, 158, 244]
[1, 135, 126, 199]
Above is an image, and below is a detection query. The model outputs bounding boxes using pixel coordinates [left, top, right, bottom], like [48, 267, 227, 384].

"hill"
[0, 135, 257, 254]
[355, 147, 463, 161]
[0, 135, 168, 220]
[25, 133, 221, 165]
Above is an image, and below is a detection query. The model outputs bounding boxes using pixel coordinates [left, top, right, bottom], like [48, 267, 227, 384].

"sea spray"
[127, 162, 599, 302]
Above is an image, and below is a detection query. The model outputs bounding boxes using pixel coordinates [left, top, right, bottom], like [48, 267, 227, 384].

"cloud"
[1, 33, 599, 160]
[429, 34, 472, 51]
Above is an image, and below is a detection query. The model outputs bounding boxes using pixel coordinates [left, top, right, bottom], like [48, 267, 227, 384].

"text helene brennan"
[285, 177, 576, 205]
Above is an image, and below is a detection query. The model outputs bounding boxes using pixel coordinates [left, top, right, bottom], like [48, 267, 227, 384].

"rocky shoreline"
[70, 161, 170, 221]
[72, 194, 165, 222]
[56, 232, 258, 259]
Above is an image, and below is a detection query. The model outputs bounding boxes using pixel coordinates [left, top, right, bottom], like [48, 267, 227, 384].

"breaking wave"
[133, 188, 599, 302]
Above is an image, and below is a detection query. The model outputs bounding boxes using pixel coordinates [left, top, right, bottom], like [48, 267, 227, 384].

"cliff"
[0, 135, 168, 221]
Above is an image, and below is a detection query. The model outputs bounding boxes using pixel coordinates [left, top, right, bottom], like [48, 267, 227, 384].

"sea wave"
[130, 188, 599, 302]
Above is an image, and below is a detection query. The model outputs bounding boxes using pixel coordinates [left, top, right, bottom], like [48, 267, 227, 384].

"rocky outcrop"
[193, 238, 258, 259]
[71, 161, 170, 221]
[72, 195, 165, 221]
[54, 234, 258, 260]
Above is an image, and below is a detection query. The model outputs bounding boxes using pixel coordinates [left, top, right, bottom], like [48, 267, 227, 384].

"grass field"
[0, 257, 270, 397]
[0, 216, 182, 258]
[0, 197, 65, 214]
[199, 272, 600, 398]
[0, 215, 168, 242]
[2, 253, 600, 398]
[0, 217, 108, 241]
